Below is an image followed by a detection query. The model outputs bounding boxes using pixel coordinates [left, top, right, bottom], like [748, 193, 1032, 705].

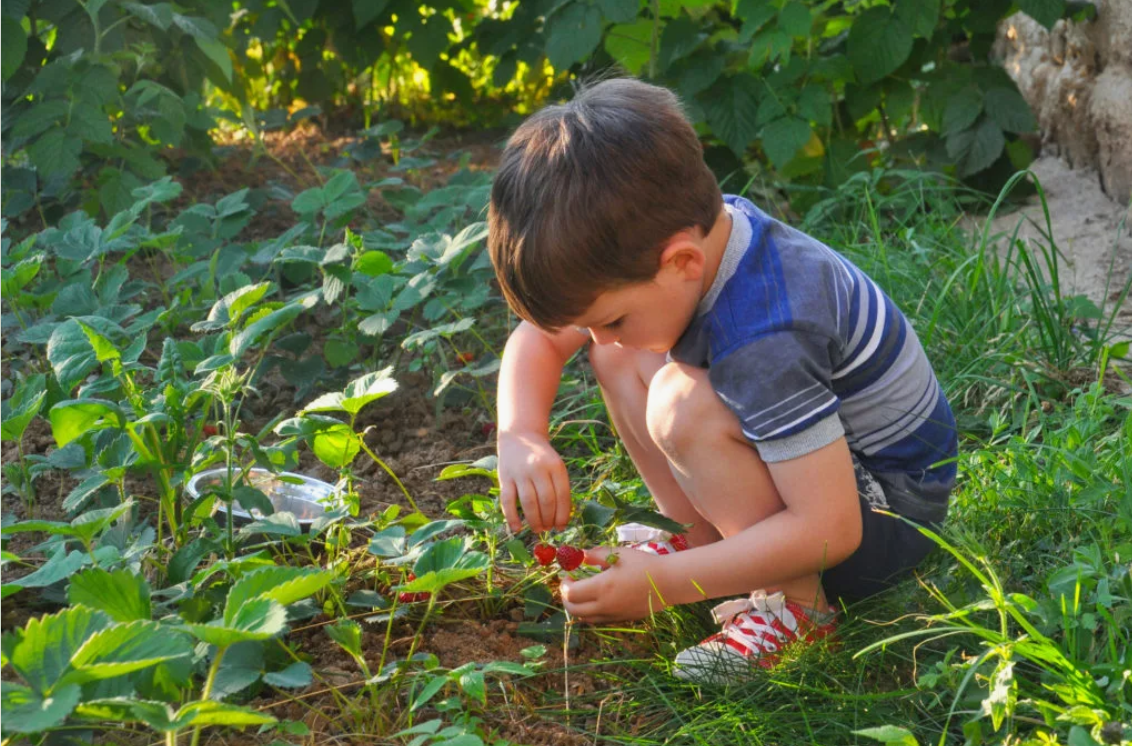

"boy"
[487, 78, 957, 683]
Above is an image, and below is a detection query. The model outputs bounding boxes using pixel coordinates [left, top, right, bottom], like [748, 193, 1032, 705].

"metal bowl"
[185, 468, 342, 528]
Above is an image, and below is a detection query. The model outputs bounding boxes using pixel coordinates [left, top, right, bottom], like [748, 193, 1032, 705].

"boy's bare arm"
[562, 438, 863, 621]
[497, 321, 589, 533]
[658, 438, 862, 606]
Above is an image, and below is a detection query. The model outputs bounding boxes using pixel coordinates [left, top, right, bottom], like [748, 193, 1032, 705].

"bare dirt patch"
[970, 155, 1132, 340]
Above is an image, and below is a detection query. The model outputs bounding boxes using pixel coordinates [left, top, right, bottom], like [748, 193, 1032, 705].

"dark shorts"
[819, 461, 942, 606]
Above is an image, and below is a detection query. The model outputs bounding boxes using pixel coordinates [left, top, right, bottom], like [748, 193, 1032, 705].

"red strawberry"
[556, 545, 584, 571]
[456, 351, 475, 366]
[202, 424, 218, 437]
[533, 543, 556, 566]
[398, 573, 430, 603]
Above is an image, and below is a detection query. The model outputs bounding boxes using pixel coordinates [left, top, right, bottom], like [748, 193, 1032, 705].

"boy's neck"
[697, 203, 732, 304]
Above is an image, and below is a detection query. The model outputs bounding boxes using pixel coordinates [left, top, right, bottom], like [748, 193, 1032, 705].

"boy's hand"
[560, 547, 669, 623]
[497, 430, 572, 533]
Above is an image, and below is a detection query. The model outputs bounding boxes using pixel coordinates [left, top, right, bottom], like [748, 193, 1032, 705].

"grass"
[540, 170, 1132, 745]
[3, 167, 1128, 746]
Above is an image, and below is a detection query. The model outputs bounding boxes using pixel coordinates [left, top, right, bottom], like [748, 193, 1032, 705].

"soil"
[971, 155, 1132, 343]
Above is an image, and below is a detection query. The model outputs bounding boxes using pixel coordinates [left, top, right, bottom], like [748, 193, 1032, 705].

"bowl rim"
[186, 467, 341, 525]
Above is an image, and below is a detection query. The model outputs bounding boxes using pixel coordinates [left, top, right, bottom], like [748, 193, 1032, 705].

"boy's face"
[570, 250, 704, 353]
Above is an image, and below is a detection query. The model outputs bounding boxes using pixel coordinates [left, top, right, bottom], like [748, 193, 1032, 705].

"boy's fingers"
[582, 547, 612, 569]
[499, 479, 521, 532]
[551, 466, 571, 530]
[516, 478, 543, 533]
[532, 475, 557, 533]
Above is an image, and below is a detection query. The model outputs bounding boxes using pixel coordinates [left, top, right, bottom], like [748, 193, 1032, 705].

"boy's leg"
[588, 343, 722, 549]
[643, 361, 827, 610]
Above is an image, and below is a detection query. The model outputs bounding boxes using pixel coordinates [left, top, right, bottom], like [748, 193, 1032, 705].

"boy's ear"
[658, 232, 705, 280]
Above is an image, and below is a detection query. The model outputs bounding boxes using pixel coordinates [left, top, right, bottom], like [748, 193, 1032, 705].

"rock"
[996, 0, 1132, 203]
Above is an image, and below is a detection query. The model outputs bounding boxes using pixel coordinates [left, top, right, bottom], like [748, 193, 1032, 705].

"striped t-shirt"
[669, 196, 957, 522]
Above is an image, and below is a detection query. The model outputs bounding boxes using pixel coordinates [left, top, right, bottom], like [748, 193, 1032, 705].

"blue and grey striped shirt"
[669, 196, 957, 522]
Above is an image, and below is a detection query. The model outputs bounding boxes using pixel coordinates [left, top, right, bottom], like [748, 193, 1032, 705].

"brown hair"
[487, 77, 722, 330]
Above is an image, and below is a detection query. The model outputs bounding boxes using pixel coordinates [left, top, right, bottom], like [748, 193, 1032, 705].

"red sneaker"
[674, 590, 837, 684]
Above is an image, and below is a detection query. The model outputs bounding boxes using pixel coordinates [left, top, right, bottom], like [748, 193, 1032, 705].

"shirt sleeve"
[708, 330, 844, 462]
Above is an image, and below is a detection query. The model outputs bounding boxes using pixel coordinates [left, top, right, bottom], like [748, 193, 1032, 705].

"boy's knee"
[588, 341, 635, 390]
[645, 363, 717, 457]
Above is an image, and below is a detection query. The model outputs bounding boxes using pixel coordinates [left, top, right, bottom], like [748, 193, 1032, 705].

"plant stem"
[358, 440, 420, 514]
[189, 645, 229, 746]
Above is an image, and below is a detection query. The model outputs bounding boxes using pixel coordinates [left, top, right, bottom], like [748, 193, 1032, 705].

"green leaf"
[211, 641, 263, 699]
[194, 37, 232, 82]
[309, 424, 360, 468]
[761, 116, 812, 169]
[545, 3, 603, 70]
[48, 317, 128, 393]
[353, 0, 390, 27]
[63, 474, 111, 512]
[736, 0, 776, 44]
[1, 255, 43, 296]
[984, 87, 1037, 133]
[1067, 726, 1103, 746]
[748, 27, 792, 68]
[942, 87, 983, 135]
[6, 548, 86, 590]
[224, 567, 332, 625]
[852, 725, 920, 746]
[895, 0, 939, 38]
[98, 169, 142, 217]
[124, 2, 174, 30]
[76, 319, 120, 364]
[411, 675, 448, 711]
[264, 660, 312, 688]
[1, 681, 81, 733]
[325, 619, 363, 657]
[1, 16, 27, 81]
[947, 117, 1006, 176]
[797, 86, 832, 128]
[28, 129, 82, 178]
[1019, 0, 1065, 29]
[604, 20, 653, 75]
[172, 13, 218, 40]
[403, 14, 451, 71]
[8, 606, 111, 694]
[12, 101, 68, 140]
[224, 282, 272, 327]
[74, 698, 174, 730]
[67, 569, 151, 623]
[303, 367, 398, 416]
[49, 399, 122, 448]
[69, 501, 134, 547]
[597, 0, 638, 24]
[658, 15, 704, 73]
[70, 101, 114, 146]
[173, 700, 276, 728]
[229, 300, 308, 357]
[323, 339, 359, 368]
[66, 621, 191, 683]
[847, 7, 913, 84]
[777, 2, 811, 37]
[355, 250, 393, 276]
[186, 601, 287, 647]
[459, 670, 486, 705]
[701, 75, 761, 156]
[1, 390, 45, 443]
[368, 526, 407, 558]
[407, 519, 465, 548]
[229, 597, 289, 637]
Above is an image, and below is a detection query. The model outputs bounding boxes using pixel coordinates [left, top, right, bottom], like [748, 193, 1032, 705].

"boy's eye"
[604, 317, 624, 330]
